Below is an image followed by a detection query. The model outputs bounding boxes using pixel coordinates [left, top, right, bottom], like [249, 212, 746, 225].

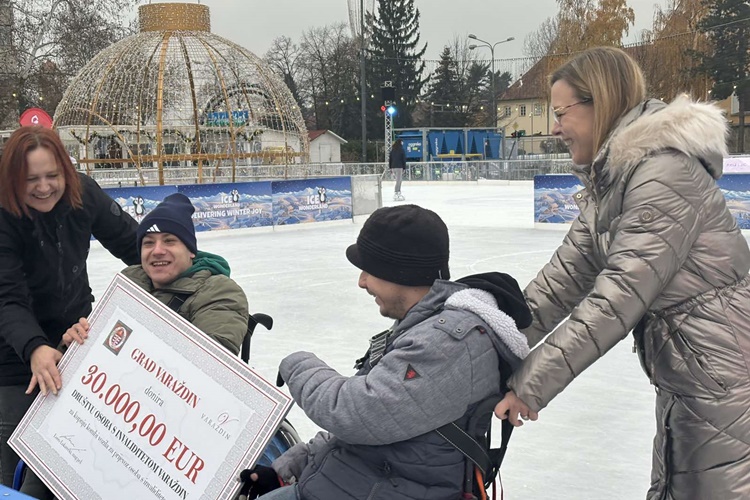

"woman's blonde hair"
[550, 46, 647, 155]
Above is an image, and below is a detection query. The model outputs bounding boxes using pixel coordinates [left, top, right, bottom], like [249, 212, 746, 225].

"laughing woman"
[496, 47, 750, 499]
[0, 127, 140, 495]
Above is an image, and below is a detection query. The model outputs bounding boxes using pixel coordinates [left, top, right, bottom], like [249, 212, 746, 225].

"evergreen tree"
[476, 69, 512, 127]
[698, 0, 750, 152]
[461, 62, 490, 127]
[416, 51, 510, 128]
[426, 47, 464, 126]
[366, 0, 427, 140]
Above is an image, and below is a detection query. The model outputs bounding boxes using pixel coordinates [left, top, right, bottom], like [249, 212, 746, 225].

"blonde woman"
[496, 47, 750, 499]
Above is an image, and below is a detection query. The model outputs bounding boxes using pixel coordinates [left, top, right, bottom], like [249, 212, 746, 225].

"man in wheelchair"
[11, 193, 252, 498]
[243, 205, 531, 500]
[64, 192, 249, 355]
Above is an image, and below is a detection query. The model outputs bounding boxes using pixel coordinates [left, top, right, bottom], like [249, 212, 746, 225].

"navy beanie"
[136, 193, 197, 254]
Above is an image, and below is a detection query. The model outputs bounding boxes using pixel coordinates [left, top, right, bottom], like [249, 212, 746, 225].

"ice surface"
[85, 180, 713, 499]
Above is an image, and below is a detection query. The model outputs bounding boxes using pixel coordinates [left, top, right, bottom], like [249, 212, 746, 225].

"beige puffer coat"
[509, 96, 750, 499]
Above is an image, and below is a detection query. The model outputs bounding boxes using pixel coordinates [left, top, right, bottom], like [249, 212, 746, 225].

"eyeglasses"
[552, 99, 592, 124]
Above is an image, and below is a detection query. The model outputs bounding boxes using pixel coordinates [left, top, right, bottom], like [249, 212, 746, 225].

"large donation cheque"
[9, 274, 292, 500]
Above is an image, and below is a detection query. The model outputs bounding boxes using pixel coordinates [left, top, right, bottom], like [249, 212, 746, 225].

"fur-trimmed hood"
[605, 95, 728, 180]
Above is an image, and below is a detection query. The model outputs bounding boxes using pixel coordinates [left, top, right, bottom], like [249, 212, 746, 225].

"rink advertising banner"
[105, 185, 179, 223]
[10, 274, 292, 500]
[178, 182, 273, 230]
[533, 174, 583, 224]
[724, 156, 750, 173]
[272, 176, 352, 225]
[718, 174, 750, 230]
[534, 173, 750, 229]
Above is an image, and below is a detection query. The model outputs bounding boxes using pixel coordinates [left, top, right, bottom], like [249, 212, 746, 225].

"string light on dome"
[53, 2, 308, 178]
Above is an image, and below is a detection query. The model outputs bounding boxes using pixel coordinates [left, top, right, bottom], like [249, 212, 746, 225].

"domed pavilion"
[54, 2, 309, 185]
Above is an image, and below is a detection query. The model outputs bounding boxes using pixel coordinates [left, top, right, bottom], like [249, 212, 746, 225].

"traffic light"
[381, 104, 397, 115]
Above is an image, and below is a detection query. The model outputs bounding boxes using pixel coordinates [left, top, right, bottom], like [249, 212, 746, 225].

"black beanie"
[346, 204, 449, 286]
[136, 193, 197, 254]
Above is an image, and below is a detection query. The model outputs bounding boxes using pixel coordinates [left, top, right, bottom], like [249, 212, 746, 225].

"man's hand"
[27, 345, 63, 396]
[494, 390, 539, 427]
[238, 465, 283, 499]
[62, 318, 90, 347]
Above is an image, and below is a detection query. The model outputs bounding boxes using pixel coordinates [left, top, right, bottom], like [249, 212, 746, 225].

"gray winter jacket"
[273, 280, 528, 500]
[509, 96, 750, 499]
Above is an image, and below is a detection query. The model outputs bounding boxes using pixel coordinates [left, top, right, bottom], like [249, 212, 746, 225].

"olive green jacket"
[122, 253, 248, 355]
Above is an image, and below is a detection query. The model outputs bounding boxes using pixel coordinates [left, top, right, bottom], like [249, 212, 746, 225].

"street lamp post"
[468, 34, 514, 130]
[360, 0, 367, 162]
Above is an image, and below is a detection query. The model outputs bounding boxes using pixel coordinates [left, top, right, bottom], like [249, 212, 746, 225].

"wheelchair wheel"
[255, 419, 300, 466]
[12, 460, 26, 491]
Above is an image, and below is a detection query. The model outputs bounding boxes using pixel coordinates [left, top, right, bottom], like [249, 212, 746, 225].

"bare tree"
[552, 0, 635, 54]
[447, 34, 478, 83]
[297, 23, 360, 136]
[264, 36, 304, 112]
[522, 0, 636, 85]
[8, 0, 138, 116]
[626, 0, 709, 104]
[523, 16, 560, 62]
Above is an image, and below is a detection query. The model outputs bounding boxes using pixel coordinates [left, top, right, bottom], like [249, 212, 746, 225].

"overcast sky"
[134, 0, 665, 79]
[190, 0, 665, 62]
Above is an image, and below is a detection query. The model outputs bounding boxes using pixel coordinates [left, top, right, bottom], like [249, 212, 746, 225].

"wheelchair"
[12, 313, 300, 494]
[241, 313, 301, 466]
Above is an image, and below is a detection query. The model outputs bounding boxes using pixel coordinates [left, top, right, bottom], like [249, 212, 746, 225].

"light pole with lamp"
[360, 0, 367, 162]
[468, 34, 514, 130]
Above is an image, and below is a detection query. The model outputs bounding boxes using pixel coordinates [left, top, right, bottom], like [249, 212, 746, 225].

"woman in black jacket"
[0, 127, 140, 491]
[389, 139, 407, 201]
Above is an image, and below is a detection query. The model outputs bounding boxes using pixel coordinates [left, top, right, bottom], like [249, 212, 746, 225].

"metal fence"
[86, 163, 388, 187]
[85, 159, 572, 187]
[392, 159, 574, 182]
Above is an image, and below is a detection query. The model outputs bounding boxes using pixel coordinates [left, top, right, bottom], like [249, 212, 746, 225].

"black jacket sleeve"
[0, 216, 50, 361]
[82, 175, 140, 265]
[395, 148, 406, 168]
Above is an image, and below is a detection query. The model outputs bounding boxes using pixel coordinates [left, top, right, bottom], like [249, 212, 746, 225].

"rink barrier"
[397, 159, 573, 181]
[534, 173, 750, 229]
[88, 164, 387, 187]
[351, 174, 382, 216]
[105, 176, 364, 232]
[85, 157, 750, 188]
[87, 160, 573, 187]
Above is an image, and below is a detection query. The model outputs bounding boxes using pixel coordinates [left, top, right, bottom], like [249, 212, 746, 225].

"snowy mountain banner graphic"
[271, 177, 353, 226]
[105, 177, 353, 232]
[534, 174, 750, 229]
[178, 182, 274, 230]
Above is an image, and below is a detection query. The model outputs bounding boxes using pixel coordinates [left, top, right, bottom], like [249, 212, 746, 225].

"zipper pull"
[381, 462, 398, 487]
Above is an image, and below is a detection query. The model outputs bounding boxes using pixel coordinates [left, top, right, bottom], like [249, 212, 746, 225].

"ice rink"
[87, 180, 669, 499]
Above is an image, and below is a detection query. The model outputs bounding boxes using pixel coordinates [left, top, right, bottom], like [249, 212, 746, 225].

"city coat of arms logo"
[103, 321, 132, 355]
